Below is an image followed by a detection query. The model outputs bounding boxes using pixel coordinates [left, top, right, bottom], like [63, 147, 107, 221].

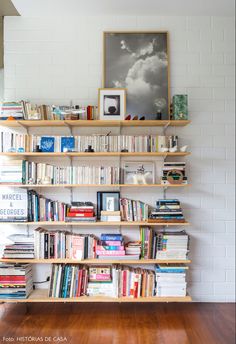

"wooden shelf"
[0, 152, 191, 157]
[0, 221, 190, 226]
[0, 119, 191, 128]
[0, 258, 191, 264]
[0, 183, 190, 189]
[0, 289, 192, 303]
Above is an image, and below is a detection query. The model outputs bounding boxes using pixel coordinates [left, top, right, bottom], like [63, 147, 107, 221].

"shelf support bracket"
[162, 121, 170, 136]
[64, 122, 73, 136]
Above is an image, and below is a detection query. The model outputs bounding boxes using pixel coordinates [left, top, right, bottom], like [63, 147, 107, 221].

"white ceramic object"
[169, 146, 178, 153]
[180, 145, 188, 152]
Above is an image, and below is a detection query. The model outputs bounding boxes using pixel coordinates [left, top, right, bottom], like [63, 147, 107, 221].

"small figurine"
[85, 145, 94, 153]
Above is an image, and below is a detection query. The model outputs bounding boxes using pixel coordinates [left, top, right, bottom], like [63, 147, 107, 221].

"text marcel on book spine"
[0, 188, 28, 222]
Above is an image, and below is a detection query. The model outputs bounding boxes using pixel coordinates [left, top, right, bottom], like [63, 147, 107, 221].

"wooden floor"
[0, 303, 235, 344]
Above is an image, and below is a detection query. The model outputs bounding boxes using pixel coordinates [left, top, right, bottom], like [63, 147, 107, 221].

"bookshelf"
[0, 119, 192, 303]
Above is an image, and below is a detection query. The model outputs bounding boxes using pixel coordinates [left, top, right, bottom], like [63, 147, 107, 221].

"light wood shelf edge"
[0, 221, 190, 226]
[0, 184, 191, 188]
[0, 258, 191, 264]
[0, 120, 191, 128]
[0, 289, 192, 303]
[0, 152, 191, 157]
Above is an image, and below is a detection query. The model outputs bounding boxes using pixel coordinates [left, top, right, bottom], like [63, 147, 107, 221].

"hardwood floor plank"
[0, 303, 235, 344]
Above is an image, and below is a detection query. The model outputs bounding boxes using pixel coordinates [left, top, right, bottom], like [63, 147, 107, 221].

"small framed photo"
[97, 191, 120, 219]
[123, 161, 155, 185]
[98, 88, 126, 120]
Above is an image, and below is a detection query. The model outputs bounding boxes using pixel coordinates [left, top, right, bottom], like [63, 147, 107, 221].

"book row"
[0, 160, 188, 186]
[49, 263, 187, 298]
[0, 132, 182, 153]
[2, 230, 189, 261]
[0, 101, 98, 121]
[0, 189, 186, 224]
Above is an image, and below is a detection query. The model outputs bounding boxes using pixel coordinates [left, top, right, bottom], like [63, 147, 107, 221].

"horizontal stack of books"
[156, 231, 189, 260]
[49, 265, 89, 298]
[0, 264, 33, 299]
[120, 198, 149, 222]
[34, 228, 98, 260]
[149, 199, 185, 223]
[28, 190, 69, 222]
[155, 264, 187, 297]
[0, 160, 23, 184]
[96, 234, 125, 259]
[125, 241, 141, 259]
[87, 265, 118, 297]
[2, 235, 34, 259]
[118, 266, 155, 298]
[0, 102, 24, 120]
[65, 202, 96, 222]
[161, 162, 188, 185]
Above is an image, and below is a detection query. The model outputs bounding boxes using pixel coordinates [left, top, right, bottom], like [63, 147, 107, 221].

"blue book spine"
[101, 234, 123, 241]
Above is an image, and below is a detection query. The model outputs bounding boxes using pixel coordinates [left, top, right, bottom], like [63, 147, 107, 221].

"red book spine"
[0, 276, 26, 282]
[67, 212, 94, 217]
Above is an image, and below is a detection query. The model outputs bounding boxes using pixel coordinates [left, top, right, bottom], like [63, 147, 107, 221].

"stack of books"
[0, 102, 24, 120]
[65, 202, 96, 222]
[155, 264, 187, 297]
[87, 265, 118, 297]
[0, 160, 23, 184]
[49, 265, 89, 298]
[0, 264, 33, 299]
[156, 231, 189, 260]
[161, 162, 188, 185]
[120, 198, 149, 222]
[100, 211, 121, 222]
[149, 199, 185, 223]
[125, 241, 141, 259]
[118, 266, 155, 298]
[96, 234, 125, 259]
[2, 235, 34, 259]
[27, 190, 69, 222]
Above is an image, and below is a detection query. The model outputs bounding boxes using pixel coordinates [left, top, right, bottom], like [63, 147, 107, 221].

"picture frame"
[98, 88, 126, 120]
[103, 31, 170, 120]
[123, 161, 155, 185]
[97, 191, 120, 219]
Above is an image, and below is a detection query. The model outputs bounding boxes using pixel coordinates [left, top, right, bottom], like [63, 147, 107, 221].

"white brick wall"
[2, 15, 235, 302]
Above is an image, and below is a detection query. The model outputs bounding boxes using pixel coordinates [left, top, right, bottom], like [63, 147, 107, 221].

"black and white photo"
[104, 32, 169, 119]
[98, 88, 126, 120]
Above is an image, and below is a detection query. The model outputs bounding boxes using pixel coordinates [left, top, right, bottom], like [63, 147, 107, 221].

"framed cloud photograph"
[98, 88, 126, 120]
[103, 32, 170, 120]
